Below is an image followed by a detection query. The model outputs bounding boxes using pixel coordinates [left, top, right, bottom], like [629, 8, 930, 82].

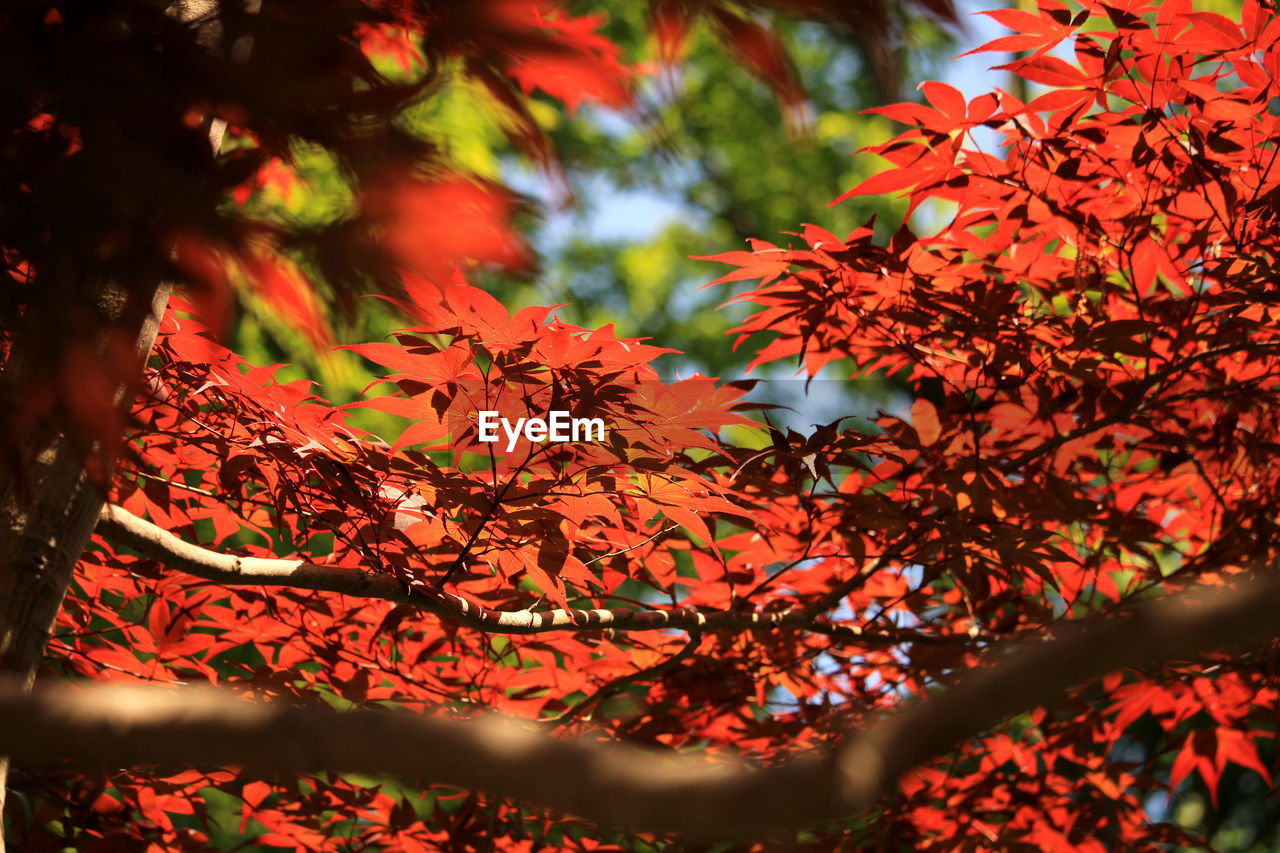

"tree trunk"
[0, 284, 172, 847]
[0, 3, 246, 845]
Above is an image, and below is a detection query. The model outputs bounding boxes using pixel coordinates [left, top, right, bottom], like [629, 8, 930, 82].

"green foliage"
[520, 7, 954, 377]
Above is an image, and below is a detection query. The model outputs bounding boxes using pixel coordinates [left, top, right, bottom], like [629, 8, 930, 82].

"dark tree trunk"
[0, 3, 247, 844]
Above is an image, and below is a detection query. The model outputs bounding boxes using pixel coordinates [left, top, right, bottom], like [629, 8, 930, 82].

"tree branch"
[95, 504, 967, 644]
[8, 569, 1280, 840]
[0, 677, 833, 841]
[830, 569, 1280, 809]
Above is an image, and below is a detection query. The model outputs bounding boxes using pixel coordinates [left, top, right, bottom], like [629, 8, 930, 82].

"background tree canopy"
[228, 0, 954, 396]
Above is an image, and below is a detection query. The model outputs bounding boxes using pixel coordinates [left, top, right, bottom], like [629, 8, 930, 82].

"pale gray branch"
[95, 504, 963, 643]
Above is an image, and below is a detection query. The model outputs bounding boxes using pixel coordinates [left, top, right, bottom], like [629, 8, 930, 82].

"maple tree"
[10, 0, 1280, 849]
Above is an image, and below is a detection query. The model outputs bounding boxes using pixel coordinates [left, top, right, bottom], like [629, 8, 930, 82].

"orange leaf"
[366, 176, 531, 282]
[912, 399, 942, 447]
[243, 253, 333, 350]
